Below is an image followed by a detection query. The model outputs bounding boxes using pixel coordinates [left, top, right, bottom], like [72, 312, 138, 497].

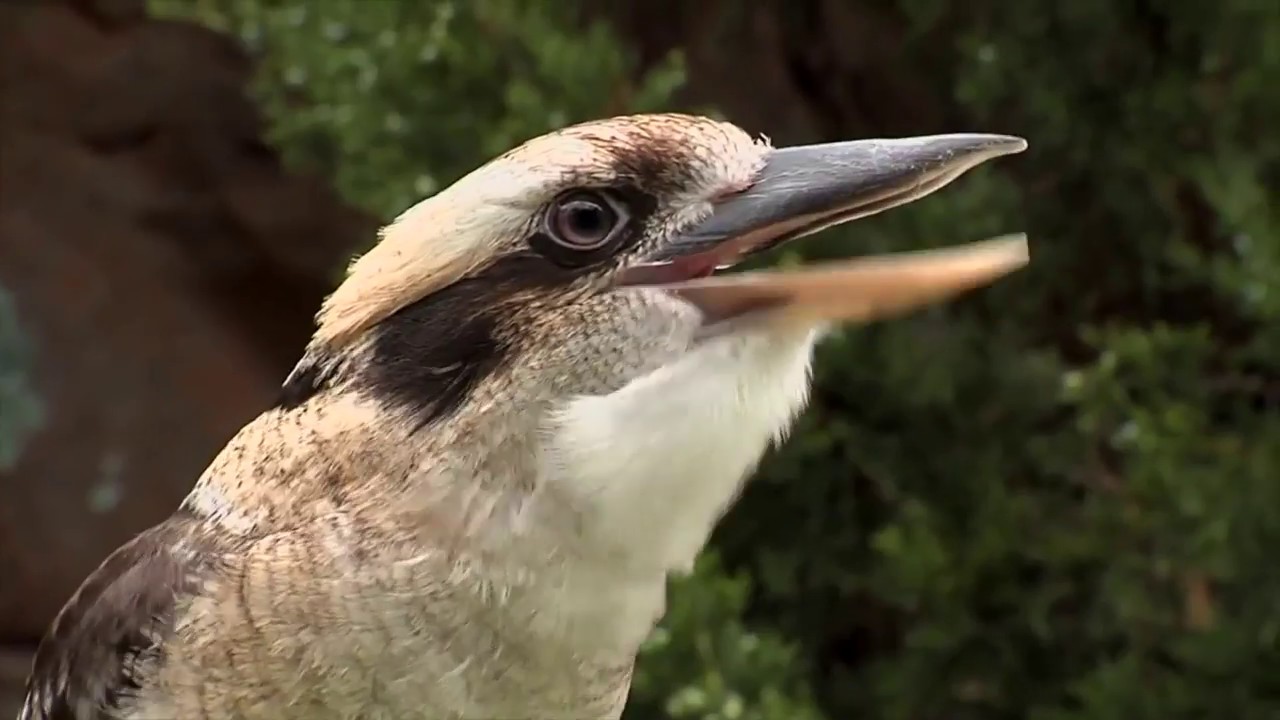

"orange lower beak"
[659, 233, 1029, 326]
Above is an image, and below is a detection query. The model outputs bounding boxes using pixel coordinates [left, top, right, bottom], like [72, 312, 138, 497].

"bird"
[21, 113, 1028, 720]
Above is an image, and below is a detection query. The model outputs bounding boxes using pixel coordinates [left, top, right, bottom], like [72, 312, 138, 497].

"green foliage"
[629, 555, 826, 720]
[0, 285, 43, 471]
[148, 1, 1280, 718]
[714, 3, 1280, 720]
[155, 0, 683, 220]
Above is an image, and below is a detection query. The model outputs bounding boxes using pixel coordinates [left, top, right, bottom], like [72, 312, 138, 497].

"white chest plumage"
[537, 320, 819, 650]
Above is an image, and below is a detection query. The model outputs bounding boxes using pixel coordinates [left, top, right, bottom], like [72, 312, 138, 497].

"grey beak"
[648, 133, 1028, 266]
[620, 133, 1031, 327]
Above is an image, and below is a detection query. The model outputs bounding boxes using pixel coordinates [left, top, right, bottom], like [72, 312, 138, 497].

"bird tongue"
[659, 233, 1029, 326]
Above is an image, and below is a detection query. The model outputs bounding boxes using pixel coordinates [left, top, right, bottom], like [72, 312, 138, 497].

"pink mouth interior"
[619, 248, 735, 287]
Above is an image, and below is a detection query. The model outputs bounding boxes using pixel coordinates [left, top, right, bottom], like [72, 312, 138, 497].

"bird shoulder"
[20, 509, 226, 720]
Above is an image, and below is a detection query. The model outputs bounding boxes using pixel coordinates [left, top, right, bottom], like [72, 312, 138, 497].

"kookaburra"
[22, 113, 1027, 719]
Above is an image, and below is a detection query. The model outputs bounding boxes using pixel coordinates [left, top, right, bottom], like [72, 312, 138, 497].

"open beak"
[618, 133, 1030, 326]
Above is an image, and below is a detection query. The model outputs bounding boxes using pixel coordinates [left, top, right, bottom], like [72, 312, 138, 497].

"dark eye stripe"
[362, 252, 575, 430]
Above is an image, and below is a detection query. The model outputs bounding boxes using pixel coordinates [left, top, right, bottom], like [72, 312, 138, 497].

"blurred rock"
[0, 646, 30, 718]
[0, 0, 376, 651]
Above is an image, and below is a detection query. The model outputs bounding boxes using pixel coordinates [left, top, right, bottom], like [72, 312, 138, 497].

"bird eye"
[529, 189, 637, 269]
[547, 191, 624, 251]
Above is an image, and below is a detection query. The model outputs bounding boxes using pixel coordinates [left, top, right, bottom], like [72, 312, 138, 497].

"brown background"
[0, 0, 375, 709]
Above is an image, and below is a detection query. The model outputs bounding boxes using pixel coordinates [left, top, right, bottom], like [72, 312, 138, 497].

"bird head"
[282, 113, 1027, 435]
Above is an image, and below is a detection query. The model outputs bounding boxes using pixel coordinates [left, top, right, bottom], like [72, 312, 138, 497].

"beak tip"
[983, 134, 1029, 156]
[932, 133, 1028, 162]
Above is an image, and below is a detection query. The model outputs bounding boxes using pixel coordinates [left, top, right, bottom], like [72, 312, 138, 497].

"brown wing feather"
[20, 508, 223, 720]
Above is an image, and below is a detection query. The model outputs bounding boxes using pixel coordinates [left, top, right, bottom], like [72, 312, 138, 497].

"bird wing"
[20, 508, 223, 720]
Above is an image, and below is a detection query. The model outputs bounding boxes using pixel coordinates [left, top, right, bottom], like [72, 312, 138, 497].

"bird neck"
[176, 318, 822, 662]
[182, 314, 822, 573]
[179, 387, 541, 544]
